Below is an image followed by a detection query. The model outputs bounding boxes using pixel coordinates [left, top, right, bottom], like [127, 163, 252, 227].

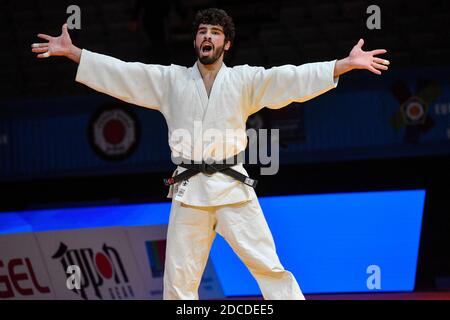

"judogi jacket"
[75, 49, 339, 206]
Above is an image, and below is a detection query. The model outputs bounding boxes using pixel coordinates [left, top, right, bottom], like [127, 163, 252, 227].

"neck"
[196, 56, 223, 79]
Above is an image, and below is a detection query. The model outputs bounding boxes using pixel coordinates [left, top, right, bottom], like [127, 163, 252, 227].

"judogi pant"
[163, 198, 305, 300]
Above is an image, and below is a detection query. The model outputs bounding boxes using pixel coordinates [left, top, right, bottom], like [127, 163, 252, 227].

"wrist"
[341, 56, 354, 72]
[66, 44, 81, 63]
[334, 56, 354, 77]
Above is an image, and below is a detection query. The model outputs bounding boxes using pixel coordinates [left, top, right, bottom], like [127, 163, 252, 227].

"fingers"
[31, 42, 49, 56]
[370, 49, 387, 56]
[37, 33, 52, 41]
[32, 47, 48, 53]
[37, 52, 50, 58]
[357, 38, 364, 48]
[368, 65, 382, 75]
[373, 57, 390, 65]
[31, 42, 48, 48]
[33, 33, 52, 58]
[372, 62, 388, 71]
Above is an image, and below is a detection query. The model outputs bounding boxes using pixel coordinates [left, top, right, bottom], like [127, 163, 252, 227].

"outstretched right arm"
[31, 24, 167, 110]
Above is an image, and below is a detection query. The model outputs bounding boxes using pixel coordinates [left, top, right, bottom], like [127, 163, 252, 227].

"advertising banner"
[0, 232, 55, 299]
[35, 227, 147, 300]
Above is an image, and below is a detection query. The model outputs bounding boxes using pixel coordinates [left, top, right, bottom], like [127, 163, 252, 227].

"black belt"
[163, 157, 258, 188]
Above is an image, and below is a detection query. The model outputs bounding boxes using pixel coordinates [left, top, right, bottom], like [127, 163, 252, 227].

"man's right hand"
[31, 23, 81, 63]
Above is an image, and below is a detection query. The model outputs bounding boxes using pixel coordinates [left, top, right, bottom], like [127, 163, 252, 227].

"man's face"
[195, 24, 230, 65]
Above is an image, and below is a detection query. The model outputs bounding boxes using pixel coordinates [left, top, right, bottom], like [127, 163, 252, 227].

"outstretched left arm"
[334, 38, 389, 77]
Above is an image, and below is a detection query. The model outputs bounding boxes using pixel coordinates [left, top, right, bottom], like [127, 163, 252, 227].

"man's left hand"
[348, 38, 389, 75]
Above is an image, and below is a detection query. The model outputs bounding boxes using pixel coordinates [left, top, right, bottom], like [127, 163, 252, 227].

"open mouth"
[201, 43, 213, 53]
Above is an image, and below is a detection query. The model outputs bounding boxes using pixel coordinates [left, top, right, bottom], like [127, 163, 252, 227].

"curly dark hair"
[192, 8, 235, 47]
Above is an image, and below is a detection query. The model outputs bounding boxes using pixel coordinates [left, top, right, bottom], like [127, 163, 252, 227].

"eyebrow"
[198, 26, 224, 32]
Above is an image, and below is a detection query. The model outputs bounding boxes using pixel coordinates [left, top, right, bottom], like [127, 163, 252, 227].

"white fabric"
[75, 49, 339, 207]
[75, 49, 340, 300]
[163, 198, 305, 300]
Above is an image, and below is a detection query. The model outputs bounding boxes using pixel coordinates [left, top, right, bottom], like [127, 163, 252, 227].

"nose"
[203, 31, 212, 40]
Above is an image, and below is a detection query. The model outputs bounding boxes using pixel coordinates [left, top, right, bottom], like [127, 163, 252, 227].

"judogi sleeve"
[75, 49, 167, 111]
[245, 60, 339, 115]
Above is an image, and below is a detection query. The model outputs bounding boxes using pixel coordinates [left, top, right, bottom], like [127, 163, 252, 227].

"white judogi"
[75, 49, 339, 299]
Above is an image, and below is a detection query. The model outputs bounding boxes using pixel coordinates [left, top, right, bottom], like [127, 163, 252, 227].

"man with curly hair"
[32, 8, 389, 300]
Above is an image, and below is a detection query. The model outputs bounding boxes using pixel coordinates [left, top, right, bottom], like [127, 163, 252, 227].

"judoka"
[32, 8, 389, 299]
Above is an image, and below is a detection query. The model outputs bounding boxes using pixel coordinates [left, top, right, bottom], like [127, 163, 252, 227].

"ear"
[224, 40, 231, 51]
[193, 40, 196, 48]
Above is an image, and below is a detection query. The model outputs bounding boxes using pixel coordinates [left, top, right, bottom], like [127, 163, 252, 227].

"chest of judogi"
[161, 64, 249, 161]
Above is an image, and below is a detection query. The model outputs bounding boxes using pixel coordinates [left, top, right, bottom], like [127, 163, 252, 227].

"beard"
[195, 43, 225, 65]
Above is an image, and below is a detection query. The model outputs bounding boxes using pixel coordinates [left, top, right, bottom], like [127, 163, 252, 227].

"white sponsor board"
[35, 227, 147, 300]
[125, 225, 224, 299]
[0, 233, 55, 299]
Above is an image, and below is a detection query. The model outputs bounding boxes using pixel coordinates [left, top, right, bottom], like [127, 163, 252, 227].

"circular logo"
[88, 105, 140, 161]
[400, 96, 427, 125]
[94, 252, 114, 279]
[405, 101, 424, 121]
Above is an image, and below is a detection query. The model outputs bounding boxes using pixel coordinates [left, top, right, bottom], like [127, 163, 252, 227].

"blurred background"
[0, 0, 449, 299]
